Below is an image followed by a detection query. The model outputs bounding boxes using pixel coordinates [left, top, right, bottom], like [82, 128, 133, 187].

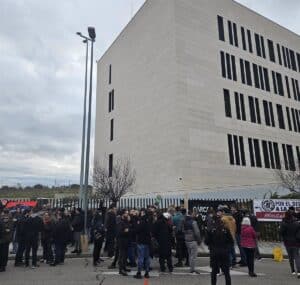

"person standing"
[0, 209, 13, 272]
[92, 210, 105, 266]
[117, 209, 131, 276]
[41, 212, 54, 264]
[24, 208, 43, 269]
[14, 209, 27, 266]
[71, 208, 84, 255]
[240, 217, 257, 277]
[280, 210, 300, 278]
[134, 209, 151, 279]
[205, 215, 233, 285]
[183, 211, 201, 274]
[104, 205, 117, 258]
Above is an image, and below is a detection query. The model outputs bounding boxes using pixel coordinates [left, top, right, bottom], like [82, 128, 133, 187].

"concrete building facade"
[94, 0, 300, 197]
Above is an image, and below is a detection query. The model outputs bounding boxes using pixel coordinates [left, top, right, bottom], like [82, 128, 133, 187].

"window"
[272, 71, 284, 96]
[277, 44, 282, 65]
[286, 107, 293, 131]
[290, 49, 297, 71]
[282, 144, 296, 171]
[248, 96, 261, 124]
[296, 146, 300, 168]
[223, 89, 232, 118]
[233, 23, 238, 47]
[285, 76, 291, 98]
[291, 78, 300, 101]
[241, 27, 247, 50]
[220, 52, 236, 81]
[240, 59, 245, 84]
[248, 138, 262, 167]
[268, 142, 276, 169]
[282, 46, 287, 67]
[259, 66, 264, 90]
[234, 92, 246, 121]
[273, 142, 281, 169]
[247, 29, 253, 53]
[295, 109, 300, 132]
[109, 64, 112, 84]
[217, 16, 225, 41]
[261, 140, 279, 169]
[109, 154, 113, 177]
[260, 36, 266, 58]
[268, 40, 275, 62]
[255, 33, 261, 57]
[227, 134, 246, 166]
[108, 89, 115, 112]
[262, 141, 270, 168]
[253, 64, 259, 88]
[264, 68, 271, 91]
[263, 100, 275, 127]
[110, 119, 114, 141]
[276, 104, 285, 129]
[228, 21, 233, 45]
[285, 47, 291, 69]
[297, 53, 300, 72]
[240, 59, 252, 86]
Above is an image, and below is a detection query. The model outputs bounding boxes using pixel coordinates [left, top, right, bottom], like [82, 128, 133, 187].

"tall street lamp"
[76, 33, 89, 207]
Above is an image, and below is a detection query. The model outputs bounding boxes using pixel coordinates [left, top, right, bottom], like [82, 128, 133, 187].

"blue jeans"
[128, 242, 137, 265]
[137, 244, 150, 273]
[236, 234, 246, 264]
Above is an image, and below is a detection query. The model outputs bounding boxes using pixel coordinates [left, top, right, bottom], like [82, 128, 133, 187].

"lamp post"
[76, 27, 96, 236]
[76, 34, 89, 208]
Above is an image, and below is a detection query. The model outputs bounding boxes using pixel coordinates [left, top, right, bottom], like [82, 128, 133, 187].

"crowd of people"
[0, 202, 299, 285]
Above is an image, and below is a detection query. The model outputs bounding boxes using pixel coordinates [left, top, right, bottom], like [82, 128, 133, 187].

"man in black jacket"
[71, 208, 84, 254]
[104, 205, 117, 258]
[117, 209, 130, 276]
[24, 208, 43, 268]
[14, 210, 27, 266]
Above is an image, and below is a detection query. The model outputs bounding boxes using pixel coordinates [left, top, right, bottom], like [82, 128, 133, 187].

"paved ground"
[2, 257, 299, 285]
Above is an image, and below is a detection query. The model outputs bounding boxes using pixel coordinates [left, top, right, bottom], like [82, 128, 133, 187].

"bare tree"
[274, 160, 300, 193]
[93, 158, 136, 203]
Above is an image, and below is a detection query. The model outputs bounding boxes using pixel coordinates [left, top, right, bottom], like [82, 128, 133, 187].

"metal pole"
[83, 39, 94, 235]
[79, 40, 89, 207]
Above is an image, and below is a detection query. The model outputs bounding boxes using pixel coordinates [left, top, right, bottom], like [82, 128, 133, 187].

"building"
[94, 0, 300, 199]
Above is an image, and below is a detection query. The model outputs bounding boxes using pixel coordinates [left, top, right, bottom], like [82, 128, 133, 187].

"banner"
[253, 199, 300, 221]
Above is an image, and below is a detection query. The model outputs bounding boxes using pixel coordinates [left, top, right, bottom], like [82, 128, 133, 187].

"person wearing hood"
[240, 217, 257, 277]
[280, 210, 300, 278]
[153, 212, 173, 273]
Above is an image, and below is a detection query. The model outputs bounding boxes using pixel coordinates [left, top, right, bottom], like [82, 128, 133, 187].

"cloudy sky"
[1, 0, 300, 187]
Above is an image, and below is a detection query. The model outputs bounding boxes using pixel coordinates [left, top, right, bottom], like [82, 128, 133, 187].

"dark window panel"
[286, 107, 292, 131]
[255, 33, 261, 57]
[282, 144, 288, 170]
[259, 66, 265, 90]
[233, 23, 238, 47]
[226, 53, 232, 79]
[109, 153, 113, 177]
[286, 47, 291, 69]
[223, 89, 232, 118]
[295, 80, 300, 101]
[247, 29, 253, 53]
[287, 145, 296, 171]
[297, 53, 300, 72]
[248, 138, 255, 167]
[277, 44, 282, 65]
[239, 136, 246, 166]
[268, 39, 275, 62]
[253, 139, 262, 167]
[282, 46, 287, 67]
[227, 134, 235, 165]
[268, 141, 275, 169]
[290, 49, 297, 71]
[292, 78, 298, 100]
[260, 36, 266, 58]
[108, 91, 112, 112]
[245, 60, 252, 86]
[272, 71, 278, 94]
[240, 59, 245, 84]
[241, 27, 247, 50]
[277, 104, 285, 129]
[262, 140, 270, 168]
[220, 51, 226, 78]
[291, 108, 297, 132]
[269, 103, 275, 127]
[276, 72, 284, 96]
[109, 64, 112, 84]
[285, 76, 291, 98]
[235, 92, 241, 120]
[253, 64, 260, 88]
[296, 146, 300, 168]
[255, 98, 261, 124]
[295, 109, 300, 132]
[110, 119, 114, 141]
[263, 68, 270, 92]
[249, 96, 256, 123]
[217, 16, 225, 41]
[228, 21, 233, 45]
[112, 89, 114, 110]
[273, 143, 281, 169]
[263, 100, 270, 126]
[240, 94, 246, 121]
[233, 135, 240, 165]
[231, 55, 237, 81]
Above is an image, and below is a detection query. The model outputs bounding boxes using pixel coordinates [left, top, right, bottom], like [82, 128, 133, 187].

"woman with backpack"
[280, 210, 300, 278]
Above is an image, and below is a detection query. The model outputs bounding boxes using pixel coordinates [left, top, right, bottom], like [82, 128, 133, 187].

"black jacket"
[23, 215, 43, 241]
[205, 224, 234, 252]
[71, 213, 84, 232]
[136, 216, 151, 245]
[53, 219, 71, 244]
[42, 221, 54, 242]
[116, 218, 130, 247]
[280, 219, 300, 247]
[105, 210, 117, 238]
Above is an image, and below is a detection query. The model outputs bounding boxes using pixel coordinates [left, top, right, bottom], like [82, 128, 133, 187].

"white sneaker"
[297, 273, 300, 278]
[292, 272, 296, 275]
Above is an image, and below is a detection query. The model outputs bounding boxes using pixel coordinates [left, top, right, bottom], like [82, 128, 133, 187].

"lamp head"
[88, 27, 96, 40]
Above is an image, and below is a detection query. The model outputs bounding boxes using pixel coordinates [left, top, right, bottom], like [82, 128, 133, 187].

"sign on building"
[253, 199, 300, 221]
